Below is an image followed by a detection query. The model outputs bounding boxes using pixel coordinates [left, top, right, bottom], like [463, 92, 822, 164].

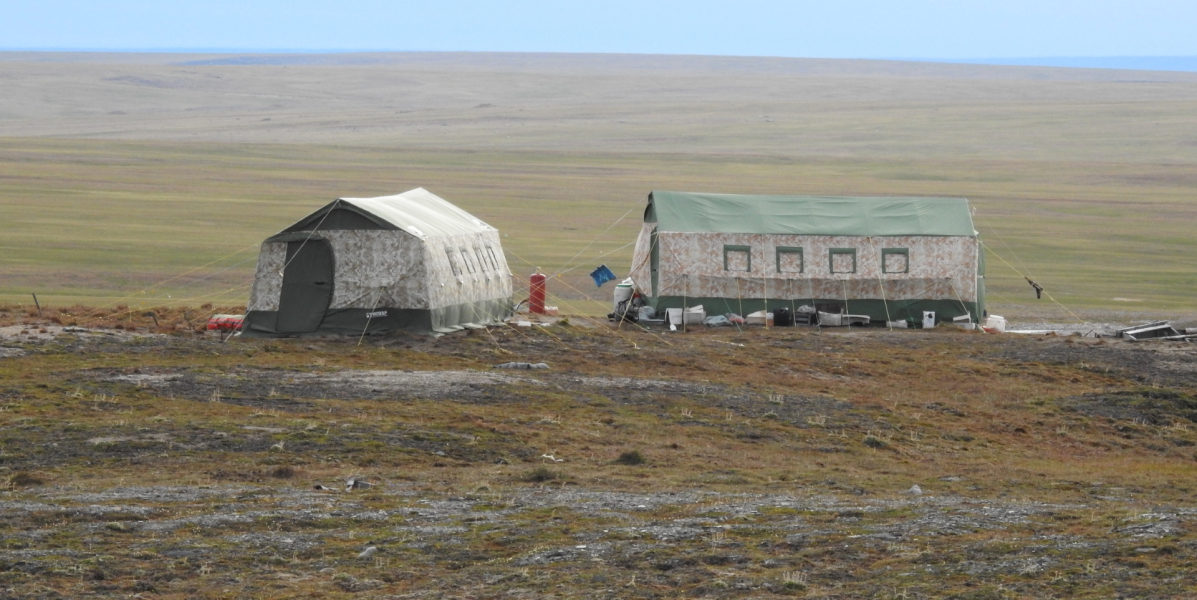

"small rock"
[346, 477, 373, 492]
[903, 485, 923, 496]
[358, 546, 378, 559]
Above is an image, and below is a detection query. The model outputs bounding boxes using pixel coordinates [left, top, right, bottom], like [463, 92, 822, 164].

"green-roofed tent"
[628, 191, 984, 325]
[243, 188, 513, 337]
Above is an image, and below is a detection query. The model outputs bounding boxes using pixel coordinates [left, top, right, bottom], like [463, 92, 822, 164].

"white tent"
[244, 188, 513, 336]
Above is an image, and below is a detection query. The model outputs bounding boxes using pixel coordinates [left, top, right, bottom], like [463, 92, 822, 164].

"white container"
[983, 315, 1006, 332]
[665, 308, 683, 328]
[665, 306, 705, 329]
[922, 311, 936, 329]
[746, 311, 774, 326]
[613, 278, 634, 313]
[820, 312, 870, 327]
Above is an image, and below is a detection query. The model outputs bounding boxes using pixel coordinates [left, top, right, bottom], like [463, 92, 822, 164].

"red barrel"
[206, 314, 243, 332]
[529, 271, 547, 314]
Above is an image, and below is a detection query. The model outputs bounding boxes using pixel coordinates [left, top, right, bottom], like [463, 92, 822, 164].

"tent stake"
[32, 293, 42, 317]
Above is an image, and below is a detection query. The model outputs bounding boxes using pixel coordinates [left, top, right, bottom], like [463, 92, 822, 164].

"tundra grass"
[2, 140, 1196, 320]
[2, 311, 1197, 597]
[3, 54, 1197, 318]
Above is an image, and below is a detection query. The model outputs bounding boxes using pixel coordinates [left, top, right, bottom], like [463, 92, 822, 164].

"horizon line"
[1, 48, 1196, 60]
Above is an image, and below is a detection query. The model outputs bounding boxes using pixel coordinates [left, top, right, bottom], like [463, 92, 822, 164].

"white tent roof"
[338, 188, 496, 240]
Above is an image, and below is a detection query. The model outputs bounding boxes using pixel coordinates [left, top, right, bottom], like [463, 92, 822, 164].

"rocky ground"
[2, 314, 1197, 598]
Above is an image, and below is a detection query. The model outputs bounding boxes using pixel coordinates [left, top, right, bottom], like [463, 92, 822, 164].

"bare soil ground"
[3, 304, 1197, 599]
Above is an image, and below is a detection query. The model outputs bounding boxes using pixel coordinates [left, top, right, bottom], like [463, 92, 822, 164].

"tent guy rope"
[555, 204, 640, 280]
[978, 238, 1088, 325]
[69, 243, 261, 322]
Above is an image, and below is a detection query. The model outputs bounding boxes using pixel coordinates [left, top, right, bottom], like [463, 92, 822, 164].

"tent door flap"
[276, 240, 335, 333]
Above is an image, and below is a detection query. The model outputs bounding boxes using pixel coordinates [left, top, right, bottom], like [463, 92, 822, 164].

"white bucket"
[613, 278, 634, 313]
[984, 315, 1006, 332]
[922, 311, 936, 329]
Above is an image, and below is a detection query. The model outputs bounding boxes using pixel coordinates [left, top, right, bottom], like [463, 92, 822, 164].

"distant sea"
[919, 56, 1197, 73]
[3, 51, 1197, 74]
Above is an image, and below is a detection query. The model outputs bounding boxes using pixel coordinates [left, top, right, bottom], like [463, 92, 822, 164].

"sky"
[4, 0, 1197, 61]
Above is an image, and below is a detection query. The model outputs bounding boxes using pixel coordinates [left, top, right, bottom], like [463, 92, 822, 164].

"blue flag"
[589, 264, 617, 287]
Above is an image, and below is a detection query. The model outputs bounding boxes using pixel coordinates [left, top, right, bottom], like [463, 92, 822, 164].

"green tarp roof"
[647, 191, 976, 237]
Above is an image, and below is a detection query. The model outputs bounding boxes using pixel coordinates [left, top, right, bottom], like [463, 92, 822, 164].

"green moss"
[613, 450, 646, 465]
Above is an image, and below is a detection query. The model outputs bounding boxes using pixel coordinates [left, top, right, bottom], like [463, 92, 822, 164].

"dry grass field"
[1, 52, 1196, 318]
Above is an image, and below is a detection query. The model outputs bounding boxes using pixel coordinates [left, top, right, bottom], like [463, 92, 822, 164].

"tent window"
[723, 245, 751, 272]
[446, 249, 462, 277]
[776, 247, 804, 273]
[486, 246, 500, 272]
[882, 248, 909, 274]
[473, 247, 489, 272]
[829, 248, 857, 274]
[460, 247, 477, 274]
